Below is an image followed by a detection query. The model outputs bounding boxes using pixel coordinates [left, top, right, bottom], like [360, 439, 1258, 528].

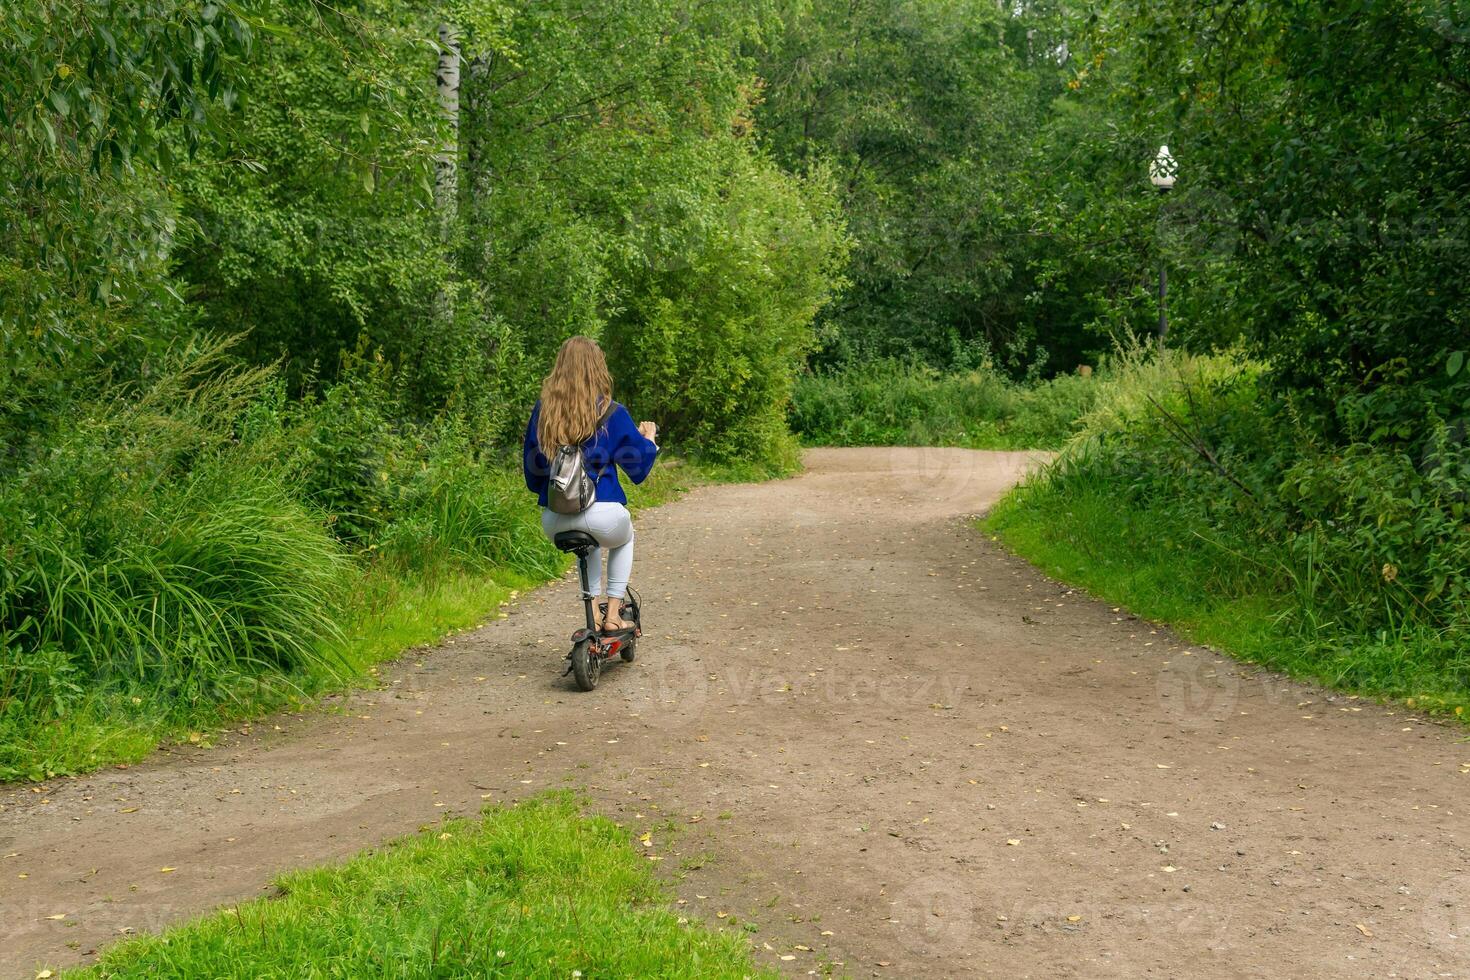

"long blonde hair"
[537, 336, 613, 450]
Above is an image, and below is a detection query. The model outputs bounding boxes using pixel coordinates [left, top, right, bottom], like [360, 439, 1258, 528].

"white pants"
[541, 502, 635, 598]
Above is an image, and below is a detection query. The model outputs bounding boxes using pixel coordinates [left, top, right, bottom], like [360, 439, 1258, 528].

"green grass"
[789, 358, 1099, 450]
[61, 793, 773, 979]
[1, 459, 729, 782]
[986, 472, 1470, 720]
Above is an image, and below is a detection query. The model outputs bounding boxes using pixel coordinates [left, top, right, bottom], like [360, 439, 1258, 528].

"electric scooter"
[552, 530, 641, 691]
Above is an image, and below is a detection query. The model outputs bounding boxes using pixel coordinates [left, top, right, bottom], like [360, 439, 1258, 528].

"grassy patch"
[62, 793, 773, 979]
[986, 464, 1470, 719]
[985, 480, 1290, 661]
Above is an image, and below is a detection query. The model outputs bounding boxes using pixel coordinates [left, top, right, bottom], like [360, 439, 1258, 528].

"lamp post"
[1149, 144, 1177, 344]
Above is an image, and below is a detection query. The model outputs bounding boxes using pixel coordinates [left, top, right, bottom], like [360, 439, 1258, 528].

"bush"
[603, 155, 848, 468]
[373, 424, 561, 581]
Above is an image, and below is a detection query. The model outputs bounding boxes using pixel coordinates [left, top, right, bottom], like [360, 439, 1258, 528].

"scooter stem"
[578, 552, 597, 633]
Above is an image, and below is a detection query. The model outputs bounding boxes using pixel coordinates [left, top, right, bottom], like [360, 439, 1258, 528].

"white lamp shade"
[1150, 144, 1177, 189]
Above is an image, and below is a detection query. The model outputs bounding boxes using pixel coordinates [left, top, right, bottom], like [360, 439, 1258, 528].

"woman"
[523, 336, 659, 632]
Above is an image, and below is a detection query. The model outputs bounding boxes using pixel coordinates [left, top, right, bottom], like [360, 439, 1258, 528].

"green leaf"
[1448, 351, 1465, 378]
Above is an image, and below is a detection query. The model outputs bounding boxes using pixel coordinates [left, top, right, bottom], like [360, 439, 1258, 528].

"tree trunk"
[431, 23, 462, 347]
[434, 22, 461, 235]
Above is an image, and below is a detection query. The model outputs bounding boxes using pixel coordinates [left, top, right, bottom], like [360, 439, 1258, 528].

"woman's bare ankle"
[603, 596, 632, 630]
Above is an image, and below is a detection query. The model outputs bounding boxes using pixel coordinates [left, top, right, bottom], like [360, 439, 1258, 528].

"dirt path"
[3, 448, 1468, 978]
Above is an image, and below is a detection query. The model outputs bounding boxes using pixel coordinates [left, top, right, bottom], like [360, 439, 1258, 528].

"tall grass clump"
[0, 339, 356, 779]
[790, 358, 1100, 450]
[987, 346, 1470, 714]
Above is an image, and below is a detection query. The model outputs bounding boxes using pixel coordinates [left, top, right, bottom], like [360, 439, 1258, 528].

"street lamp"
[1149, 145, 1177, 343]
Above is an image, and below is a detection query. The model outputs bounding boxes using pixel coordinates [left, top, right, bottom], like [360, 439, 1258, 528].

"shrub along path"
[2, 448, 1467, 978]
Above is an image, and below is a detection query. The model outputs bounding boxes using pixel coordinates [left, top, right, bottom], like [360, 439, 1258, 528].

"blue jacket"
[523, 401, 659, 508]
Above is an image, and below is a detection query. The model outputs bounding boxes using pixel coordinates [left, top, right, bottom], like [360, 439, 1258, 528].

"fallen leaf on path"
[1006, 839, 1021, 846]
[159, 867, 176, 873]
[44, 913, 65, 920]
[1355, 923, 1372, 937]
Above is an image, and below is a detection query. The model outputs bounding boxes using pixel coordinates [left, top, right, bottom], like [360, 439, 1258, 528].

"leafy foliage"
[0, 0, 257, 486]
[756, 0, 1203, 374]
[1088, 0, 1470, 426]
[791, 359, 1098, 450]
[174, 0, 454, 386]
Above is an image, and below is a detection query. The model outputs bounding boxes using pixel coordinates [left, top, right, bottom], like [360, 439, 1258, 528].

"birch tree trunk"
[434, 22, 461, 236]
[431, 23, 461, 342]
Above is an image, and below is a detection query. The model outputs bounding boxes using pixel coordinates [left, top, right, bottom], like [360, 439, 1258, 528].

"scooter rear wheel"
[570, 637, 600, 691]
[620, 635, 636, 662]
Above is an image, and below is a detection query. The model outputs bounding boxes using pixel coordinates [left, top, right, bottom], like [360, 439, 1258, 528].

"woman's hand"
[638, 420, 658, 445]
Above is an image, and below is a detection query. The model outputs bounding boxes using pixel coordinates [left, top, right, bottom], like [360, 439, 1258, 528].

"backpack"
[546, 403, 614, 515]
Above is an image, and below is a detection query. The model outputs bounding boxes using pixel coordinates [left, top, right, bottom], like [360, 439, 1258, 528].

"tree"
[0, 0, 255, 462]
[435, 22, 462, 230]
[1105, 0, 1470, 431]
[758, 0, 1107, 374]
